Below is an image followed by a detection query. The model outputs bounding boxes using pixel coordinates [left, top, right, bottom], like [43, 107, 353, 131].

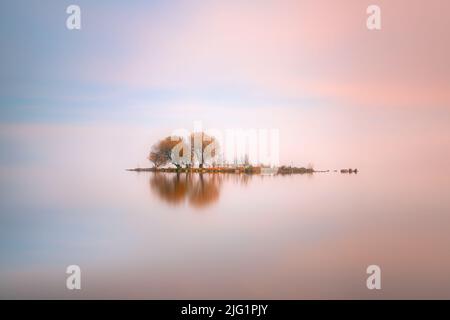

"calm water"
[1, 163, 450, 299]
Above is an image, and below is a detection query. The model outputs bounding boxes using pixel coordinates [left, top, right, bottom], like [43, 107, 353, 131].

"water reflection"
[149, 173, 255, 208]
[149, 173, 226, 208]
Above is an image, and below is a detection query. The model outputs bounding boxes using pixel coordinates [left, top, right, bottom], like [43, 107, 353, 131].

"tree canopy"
[148, 133, 219, 169]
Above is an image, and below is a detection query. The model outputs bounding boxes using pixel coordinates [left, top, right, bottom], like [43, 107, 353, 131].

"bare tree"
[149, 136, 186, 169]
[149, 133, 219, 169]
[148, 150, 167, 168]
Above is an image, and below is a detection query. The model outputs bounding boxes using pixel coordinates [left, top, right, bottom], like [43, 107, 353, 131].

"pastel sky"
[1, 0, 449, 170]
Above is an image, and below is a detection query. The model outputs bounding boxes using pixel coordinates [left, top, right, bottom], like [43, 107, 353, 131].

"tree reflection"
[149, 173, 253, 209]
[149, 173, 224, 208]
[149, 173, 189, 205]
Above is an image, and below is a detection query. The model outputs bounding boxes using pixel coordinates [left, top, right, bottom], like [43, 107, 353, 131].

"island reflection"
[149, 173, 252, 208]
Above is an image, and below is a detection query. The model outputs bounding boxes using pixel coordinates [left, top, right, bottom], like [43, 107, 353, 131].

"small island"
[128, 133, 357, 175]
[126, 166, 358, 175]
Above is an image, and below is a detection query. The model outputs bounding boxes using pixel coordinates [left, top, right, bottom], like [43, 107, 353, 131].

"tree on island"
[188, 132, 218, 168]
[148, 149, 167, 168]
[148, 132, 219, 169]
[148, 136, 186, 169]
